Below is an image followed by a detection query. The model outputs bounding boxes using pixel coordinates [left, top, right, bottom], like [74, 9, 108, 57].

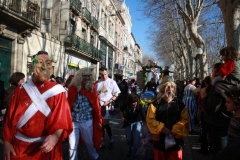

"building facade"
[0, 0, 143, 89]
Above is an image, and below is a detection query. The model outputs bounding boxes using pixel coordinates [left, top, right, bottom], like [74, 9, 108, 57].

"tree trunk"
[218, 0, 240, 53]
[187, 22, 208, 79]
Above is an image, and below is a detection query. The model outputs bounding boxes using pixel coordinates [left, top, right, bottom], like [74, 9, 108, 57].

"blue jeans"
[211, 129, 227, 154]
[125, 121, 142, 160]
[68, 120, 99, 160]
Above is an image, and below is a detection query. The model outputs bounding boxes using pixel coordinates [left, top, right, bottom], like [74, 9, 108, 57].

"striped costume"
[182, 84, 197, 132]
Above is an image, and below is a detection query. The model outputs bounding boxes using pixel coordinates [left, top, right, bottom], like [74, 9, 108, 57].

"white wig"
[69, 68, 94, 92]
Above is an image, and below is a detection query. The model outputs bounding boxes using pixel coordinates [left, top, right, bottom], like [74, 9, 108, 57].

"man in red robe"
[67, 67, 103, 160]
[3, 51, 73, 160]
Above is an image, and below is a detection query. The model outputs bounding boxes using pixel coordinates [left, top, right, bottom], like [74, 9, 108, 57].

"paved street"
[0, 108, 213, 160]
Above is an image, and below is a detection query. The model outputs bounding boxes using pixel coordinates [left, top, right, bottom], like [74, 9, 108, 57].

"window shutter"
[41, 0, 53, 32]
[59, 1, 70, 42]
[51, 1, 61, 39]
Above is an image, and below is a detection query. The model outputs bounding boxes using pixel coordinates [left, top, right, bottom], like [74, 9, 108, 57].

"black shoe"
[100, 143, 105, 149]
[109, 141, 114, 150]
[189, 130, 198, 135]
[127, 150, 132, 158]
[198, 149, 209, 155]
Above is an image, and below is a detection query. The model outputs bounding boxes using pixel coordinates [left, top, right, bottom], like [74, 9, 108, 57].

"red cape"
[3, 81, 73, 159]
[68, 83, 103, 149]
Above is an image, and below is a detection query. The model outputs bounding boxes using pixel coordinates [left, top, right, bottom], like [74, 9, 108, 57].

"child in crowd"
[215, 89, 240, 160]
[120, 94, 146, 159]
[213, 46, 240, 85]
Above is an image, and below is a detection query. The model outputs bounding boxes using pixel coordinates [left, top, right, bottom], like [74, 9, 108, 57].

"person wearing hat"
[67, 68, 103, 160]
[3, 51, 73, 159]
[182, 77, 198, 134]
[146, 79, 189, 159]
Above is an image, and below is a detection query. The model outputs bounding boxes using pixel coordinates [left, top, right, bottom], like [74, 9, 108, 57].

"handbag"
[164, 134, 176, 149]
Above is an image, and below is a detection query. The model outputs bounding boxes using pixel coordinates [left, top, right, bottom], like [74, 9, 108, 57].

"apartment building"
[0, 0, 142, 88]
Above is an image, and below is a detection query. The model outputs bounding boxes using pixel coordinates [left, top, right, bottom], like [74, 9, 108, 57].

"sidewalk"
[0, 108, 214, 160]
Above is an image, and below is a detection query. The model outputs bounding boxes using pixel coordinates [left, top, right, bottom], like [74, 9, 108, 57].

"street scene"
[1, 0, 240, 160]
[0, 109, 212, 160]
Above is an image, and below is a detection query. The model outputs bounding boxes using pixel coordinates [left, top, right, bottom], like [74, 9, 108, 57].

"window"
[61, 21, 67, 30]
[100, 42, 106, 67]
[82, 28, 86, 40]
[70, 20, 75, 34]
[90, 35, 94, 46]
[104, 14, 107, 29]
[42, 8, 50, 19]
[83, 0, 87, 7]
[108, 21, 111, 34]
[91, 3, 96, 17]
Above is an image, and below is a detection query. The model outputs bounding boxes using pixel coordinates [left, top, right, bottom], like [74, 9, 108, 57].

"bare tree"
[139, 0, 224, 79]
[218, 0, 240, 53]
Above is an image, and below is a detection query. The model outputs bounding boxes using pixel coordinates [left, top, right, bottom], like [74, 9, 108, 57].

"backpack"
[205, 81, 238, 116]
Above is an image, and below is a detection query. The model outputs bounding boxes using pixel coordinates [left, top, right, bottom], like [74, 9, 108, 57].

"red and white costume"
[3, 80, 73, 160]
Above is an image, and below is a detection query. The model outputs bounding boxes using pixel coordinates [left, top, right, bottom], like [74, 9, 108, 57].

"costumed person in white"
[97, 67, 121, 149]
[151, 61, 161, 85]
[145, 62, 152, 85]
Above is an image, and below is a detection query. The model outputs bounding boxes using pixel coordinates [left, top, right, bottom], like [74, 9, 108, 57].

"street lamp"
[191, 48, 203, 77]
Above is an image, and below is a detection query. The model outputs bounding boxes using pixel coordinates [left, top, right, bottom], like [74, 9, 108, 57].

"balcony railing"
[65, 35, 101, 60]
[70, 0, 82, 15]
[82, 7, 91, 23]
[7, 0, 40, 25]
[91, 16, 98, 29]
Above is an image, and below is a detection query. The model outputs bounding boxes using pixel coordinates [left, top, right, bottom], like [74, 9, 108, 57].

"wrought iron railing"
[65, 35, 101, 60]
[82, 7, 91, 22]
[70, 0, 82, 13]
[91, 16, 98, 29]
[7, 0, 40, 25]
[22, 1, 40, 24]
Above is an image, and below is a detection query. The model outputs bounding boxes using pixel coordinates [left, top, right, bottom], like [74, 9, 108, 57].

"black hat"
[189, 77, 196, 82]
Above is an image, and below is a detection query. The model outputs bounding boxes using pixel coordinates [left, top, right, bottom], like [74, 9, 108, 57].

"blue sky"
[125, 0, 155, 58]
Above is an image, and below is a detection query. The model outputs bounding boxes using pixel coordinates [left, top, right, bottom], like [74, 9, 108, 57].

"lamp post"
[192, 48, 203, 78]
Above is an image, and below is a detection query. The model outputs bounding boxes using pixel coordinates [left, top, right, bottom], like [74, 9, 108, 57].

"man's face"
[33, 54, 53, 81]
[82, 75, 90, 84]
[99, 70, 108, 80]
[212, 68, 219, 78]
[165, 85, 175, 97]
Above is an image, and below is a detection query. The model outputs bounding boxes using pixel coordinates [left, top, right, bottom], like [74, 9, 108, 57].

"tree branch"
[203, 0, 218, 8]
[197, 20, 224, 28]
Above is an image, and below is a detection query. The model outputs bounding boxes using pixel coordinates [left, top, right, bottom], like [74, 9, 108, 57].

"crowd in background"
[0, 46, 240, 160]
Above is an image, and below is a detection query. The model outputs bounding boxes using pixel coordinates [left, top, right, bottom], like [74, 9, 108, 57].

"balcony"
[91, 16, 98, 31]
[0, 0, 40, 32]
[82, 7, 91, 24]
[70, 0, 81, 16]
[64, 35, 101, 62]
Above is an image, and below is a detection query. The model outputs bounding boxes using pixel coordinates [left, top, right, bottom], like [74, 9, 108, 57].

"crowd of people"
[0, 46, 240, 160]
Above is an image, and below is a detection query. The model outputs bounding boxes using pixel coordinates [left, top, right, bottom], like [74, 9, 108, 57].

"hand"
[121, 117, 125, 124]
[161, 127, 171, 135]
[4, 140, 16, 160]
[40, 134, 59, 153]
[200, 87, 207, 98]
[98, 122, 102, 130]
[102, 101, 109, 107]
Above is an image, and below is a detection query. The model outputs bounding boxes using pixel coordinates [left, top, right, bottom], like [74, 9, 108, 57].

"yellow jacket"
[146, 102, 189, 141]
